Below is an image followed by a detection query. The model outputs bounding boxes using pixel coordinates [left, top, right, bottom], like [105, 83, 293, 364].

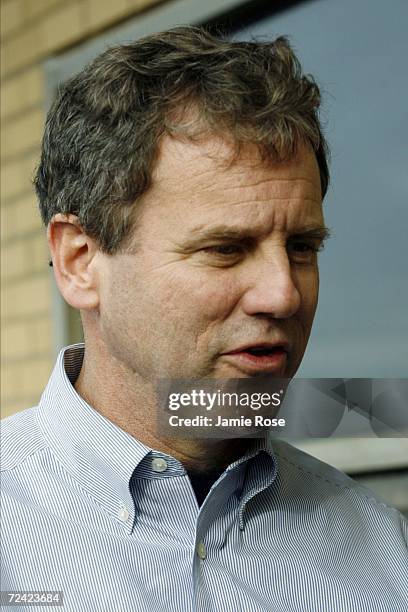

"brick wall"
[1, 0, 166, 417]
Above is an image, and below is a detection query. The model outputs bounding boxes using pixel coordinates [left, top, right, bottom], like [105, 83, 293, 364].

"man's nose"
[240, 255, 301, 319]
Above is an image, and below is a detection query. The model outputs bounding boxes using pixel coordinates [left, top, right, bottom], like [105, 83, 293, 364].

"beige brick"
[1, 273, 51, 319]
[14, 194, 43, 234]
[1, 281, 19, 319]
[1, 65, 44, 119]
[1, 240, 26, 280]
[24, 233, 49, 274]
[87, 0, 129, 31]
[30, 315, 53, 354]
[1, 320, 30, 359]
[0, 0, 24, 38]
[22, 356, 52, 396]
[1, 108, 43, 160]
[23, 0, 61, 20]
[1, 80, 16, 120]
[1, 22, 44, 76]
[0, 159, 21, 201]
[40, 1, 88, 54]
[0, 153, 38, 204]
[0, 197, 41, 244]
[23, 274, 52, 316]
[127, 0, 164, 12]
[1, 76, 21, 120]
[0, 361, 20, 400]
[1, 200, 18, 242]
[24, 65, 45, 108]
[1, 399, 31, 418]
[1, 203, 9, 241]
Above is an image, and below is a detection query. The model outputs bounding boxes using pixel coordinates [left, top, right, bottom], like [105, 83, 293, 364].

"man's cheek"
[157, 270, 231, 308]
[294, 269, 319, 306]
[193, 275, 238, 316]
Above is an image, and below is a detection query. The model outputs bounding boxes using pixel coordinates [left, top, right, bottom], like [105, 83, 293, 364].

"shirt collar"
[37, 343, 278, 533]
[37, 343, 151, 532]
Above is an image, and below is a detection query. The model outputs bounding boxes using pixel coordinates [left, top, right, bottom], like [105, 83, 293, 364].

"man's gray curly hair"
[35, 25, 329, 254]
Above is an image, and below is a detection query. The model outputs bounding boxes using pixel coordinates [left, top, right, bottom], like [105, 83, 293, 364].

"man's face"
[96, 135, 326, 383]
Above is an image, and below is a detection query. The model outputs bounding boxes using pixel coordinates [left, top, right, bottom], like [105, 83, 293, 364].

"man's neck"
[74, 345, 252, 473]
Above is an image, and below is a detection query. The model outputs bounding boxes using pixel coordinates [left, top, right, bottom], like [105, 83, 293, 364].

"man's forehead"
[130, 133, 325, 248]
[152, 133, 321, 198]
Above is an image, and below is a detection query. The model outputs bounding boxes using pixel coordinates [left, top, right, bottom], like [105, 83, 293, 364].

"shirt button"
[196, 541, 207, 560]
[151, 457, 168, 472]
[118, 506, 129, 522]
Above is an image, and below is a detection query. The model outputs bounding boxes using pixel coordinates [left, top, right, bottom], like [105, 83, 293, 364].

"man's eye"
[287, 240, 323, 261]
[204, 244, 244, 256]
[290, 241, 317, 253]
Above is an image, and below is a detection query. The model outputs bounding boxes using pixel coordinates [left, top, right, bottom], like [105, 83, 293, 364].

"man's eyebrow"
[176, 226, 257, 251]
[178, 224, 331, 250]
[290, 226, 331, 241]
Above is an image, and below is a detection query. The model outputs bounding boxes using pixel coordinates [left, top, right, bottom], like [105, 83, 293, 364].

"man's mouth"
[244, 346, 284, 356]
[222, 343, 289, 374]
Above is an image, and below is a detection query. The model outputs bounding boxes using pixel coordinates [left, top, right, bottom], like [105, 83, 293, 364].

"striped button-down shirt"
[1, 344, 407, 611]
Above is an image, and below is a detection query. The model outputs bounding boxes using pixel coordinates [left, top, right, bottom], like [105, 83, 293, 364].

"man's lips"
[221, 342, 290, 374]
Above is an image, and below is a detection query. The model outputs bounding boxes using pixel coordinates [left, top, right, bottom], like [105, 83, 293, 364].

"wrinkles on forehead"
[150, 133, 321, 202]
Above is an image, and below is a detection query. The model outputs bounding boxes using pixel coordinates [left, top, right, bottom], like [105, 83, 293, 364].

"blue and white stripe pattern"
[1, 344, 407, 611]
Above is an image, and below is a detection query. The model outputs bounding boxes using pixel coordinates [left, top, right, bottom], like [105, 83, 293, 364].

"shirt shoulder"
[272, 439, 407, 526]
[0, 406, 46, 472]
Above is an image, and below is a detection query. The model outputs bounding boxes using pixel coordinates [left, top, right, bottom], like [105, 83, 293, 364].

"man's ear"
[47, 213, 100, 311]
